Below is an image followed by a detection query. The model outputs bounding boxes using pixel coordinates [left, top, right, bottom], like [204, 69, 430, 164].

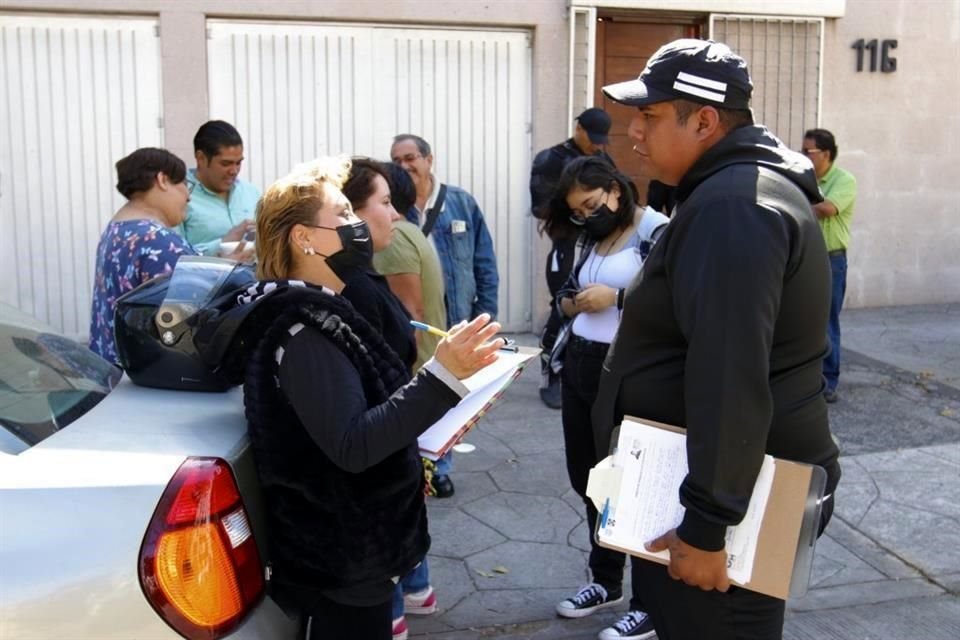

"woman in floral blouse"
[88, 147, 197, 364]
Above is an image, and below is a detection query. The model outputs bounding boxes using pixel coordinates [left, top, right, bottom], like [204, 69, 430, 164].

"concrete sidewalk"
[408, 303, 960, 640]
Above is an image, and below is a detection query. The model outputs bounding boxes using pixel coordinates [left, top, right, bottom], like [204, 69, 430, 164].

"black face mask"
[583, 203, 620, 240]
[315, 220, 374, 278]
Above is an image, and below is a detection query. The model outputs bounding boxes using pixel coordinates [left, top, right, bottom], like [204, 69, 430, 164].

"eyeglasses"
[800, 148, 824, 156]
[569, 191, 611, 225]
[392, 153, 422, 165]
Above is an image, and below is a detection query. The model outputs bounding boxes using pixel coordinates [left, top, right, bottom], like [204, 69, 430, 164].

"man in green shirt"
[803, 128, 857, 403]
[179, 120, 260, 258]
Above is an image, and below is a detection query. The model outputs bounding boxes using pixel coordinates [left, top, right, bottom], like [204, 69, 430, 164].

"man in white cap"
[530, 108, 616, 409]
[591, 39, 842, 639]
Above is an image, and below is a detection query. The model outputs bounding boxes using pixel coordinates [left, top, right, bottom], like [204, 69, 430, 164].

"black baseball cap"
[602, 39, 753, 110]
[575, 108, 612, 144]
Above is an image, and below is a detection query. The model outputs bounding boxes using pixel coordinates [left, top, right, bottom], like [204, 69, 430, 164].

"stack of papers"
[589, 419, 775, 586]
[418, 349, 538, 460]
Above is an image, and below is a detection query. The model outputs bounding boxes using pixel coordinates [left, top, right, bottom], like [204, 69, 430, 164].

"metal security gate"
[710, 15, 823, 149]
[207, 20, 533, 331]
[0, 14, 162, 338]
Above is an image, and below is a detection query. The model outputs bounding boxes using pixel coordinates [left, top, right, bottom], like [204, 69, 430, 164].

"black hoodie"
[592, 125, 841, 551]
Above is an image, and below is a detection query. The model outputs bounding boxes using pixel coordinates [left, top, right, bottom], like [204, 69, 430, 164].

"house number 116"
[851, 38, 898, 73]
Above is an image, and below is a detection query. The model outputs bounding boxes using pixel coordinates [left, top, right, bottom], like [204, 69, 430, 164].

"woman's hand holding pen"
[434, 314, 504, 379]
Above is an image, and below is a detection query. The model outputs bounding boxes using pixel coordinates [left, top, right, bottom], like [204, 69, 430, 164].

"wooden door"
[594, 19, 701, 203]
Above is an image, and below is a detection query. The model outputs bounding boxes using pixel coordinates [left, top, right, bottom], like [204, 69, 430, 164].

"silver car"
[0, 304, 297, 639]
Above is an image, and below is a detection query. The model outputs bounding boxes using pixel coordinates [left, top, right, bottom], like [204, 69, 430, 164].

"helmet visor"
[155, 256, 239, 332]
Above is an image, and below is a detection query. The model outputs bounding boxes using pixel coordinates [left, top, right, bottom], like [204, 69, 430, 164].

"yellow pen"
[408, 320, 518, 352]
[409, 320, 449, 338]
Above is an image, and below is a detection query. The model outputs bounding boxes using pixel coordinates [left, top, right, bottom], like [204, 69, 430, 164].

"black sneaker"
[431, 473, 455, 498]
[598, 610, 656, 639]
[824, 388, 839, 404]
[555, 583, 623, 618]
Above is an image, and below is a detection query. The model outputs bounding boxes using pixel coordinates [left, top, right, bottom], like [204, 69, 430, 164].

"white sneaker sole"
[597, 628, 656, 640]
[555, 595, 624, 619]
[403, 601, 437, 615]
[403, 587, 437, 615]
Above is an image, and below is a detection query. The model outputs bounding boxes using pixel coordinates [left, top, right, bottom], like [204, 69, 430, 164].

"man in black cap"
[530, 107, 615, 409]
[592, 39, 841, 639]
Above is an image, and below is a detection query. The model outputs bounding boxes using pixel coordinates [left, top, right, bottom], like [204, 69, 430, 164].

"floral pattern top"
[89, 219, 196, 364]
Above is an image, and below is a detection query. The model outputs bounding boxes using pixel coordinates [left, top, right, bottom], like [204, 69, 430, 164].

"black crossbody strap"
[421, 184, 447, 238]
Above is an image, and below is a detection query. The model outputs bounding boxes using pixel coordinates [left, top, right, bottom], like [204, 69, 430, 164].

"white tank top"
[571, 244, 643, 344]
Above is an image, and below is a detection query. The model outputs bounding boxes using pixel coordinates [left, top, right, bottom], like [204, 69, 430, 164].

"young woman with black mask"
[245, 157, 504, 640]
[545, 156, 669, 640]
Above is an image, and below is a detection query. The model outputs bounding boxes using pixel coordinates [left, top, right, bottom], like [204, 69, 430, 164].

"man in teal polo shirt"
[804, 128, 857, 403]
[180, 120, 260, 258]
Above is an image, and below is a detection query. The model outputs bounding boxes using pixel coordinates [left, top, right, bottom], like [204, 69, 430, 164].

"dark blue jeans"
[392, 560, 430, 619]
[823, 254, 847, 391]
[562, 336, 638, 605]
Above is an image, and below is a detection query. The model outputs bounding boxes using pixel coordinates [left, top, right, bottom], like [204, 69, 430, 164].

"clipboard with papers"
[417, 347, 540, 460]
[586, 417, 827, 600]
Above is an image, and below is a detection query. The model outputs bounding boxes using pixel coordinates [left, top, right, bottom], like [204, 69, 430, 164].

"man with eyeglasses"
[389, 134, 499, 329]
[179, 120, 260, 260]
[802, 129, 857, 404]
[390, 133, 500, 499]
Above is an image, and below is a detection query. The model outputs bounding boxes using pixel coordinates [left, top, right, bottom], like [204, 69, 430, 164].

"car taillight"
[139, 457, 264, 639]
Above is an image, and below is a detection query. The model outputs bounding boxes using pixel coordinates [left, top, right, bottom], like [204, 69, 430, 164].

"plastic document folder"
[586, 417, 826, 600]
[418, 347, 539, 460]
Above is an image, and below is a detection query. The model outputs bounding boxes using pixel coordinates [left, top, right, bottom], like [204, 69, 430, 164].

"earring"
[303, 246, 316, 255]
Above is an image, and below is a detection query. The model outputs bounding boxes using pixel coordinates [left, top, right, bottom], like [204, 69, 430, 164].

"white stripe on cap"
[676, 71, 727, 92]
[673, 80, 726, 103]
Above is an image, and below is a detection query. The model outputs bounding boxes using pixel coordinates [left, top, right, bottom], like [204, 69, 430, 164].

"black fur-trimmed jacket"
[240, 285, 461, 606]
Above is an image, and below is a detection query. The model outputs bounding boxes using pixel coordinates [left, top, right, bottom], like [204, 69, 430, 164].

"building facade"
[1, 0, 957, 336]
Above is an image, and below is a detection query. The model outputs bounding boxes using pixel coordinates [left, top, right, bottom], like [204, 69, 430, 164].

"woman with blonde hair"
[240, 157, 504, 639]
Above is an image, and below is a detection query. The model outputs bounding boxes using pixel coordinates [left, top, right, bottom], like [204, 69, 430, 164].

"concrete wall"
[822, 0, 960, 307]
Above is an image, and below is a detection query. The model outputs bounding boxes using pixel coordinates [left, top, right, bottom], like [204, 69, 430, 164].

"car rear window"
[0, 324, 121, 450]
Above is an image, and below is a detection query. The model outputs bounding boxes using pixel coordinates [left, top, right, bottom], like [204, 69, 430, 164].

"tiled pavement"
[409, 304, 960, 639]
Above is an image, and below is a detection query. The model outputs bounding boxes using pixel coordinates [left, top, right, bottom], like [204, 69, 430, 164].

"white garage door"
[0, 14, 162, 338]
[207, 20, 533, 331]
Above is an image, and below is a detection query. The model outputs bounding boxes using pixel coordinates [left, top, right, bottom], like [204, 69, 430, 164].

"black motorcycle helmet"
[114, 256, 258, 391]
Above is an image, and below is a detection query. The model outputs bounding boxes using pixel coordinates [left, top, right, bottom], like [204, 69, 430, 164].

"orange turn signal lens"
[154, 523, 243, 627]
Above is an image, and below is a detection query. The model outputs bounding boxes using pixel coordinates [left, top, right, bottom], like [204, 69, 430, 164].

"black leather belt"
[828, 249, 846, 257]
